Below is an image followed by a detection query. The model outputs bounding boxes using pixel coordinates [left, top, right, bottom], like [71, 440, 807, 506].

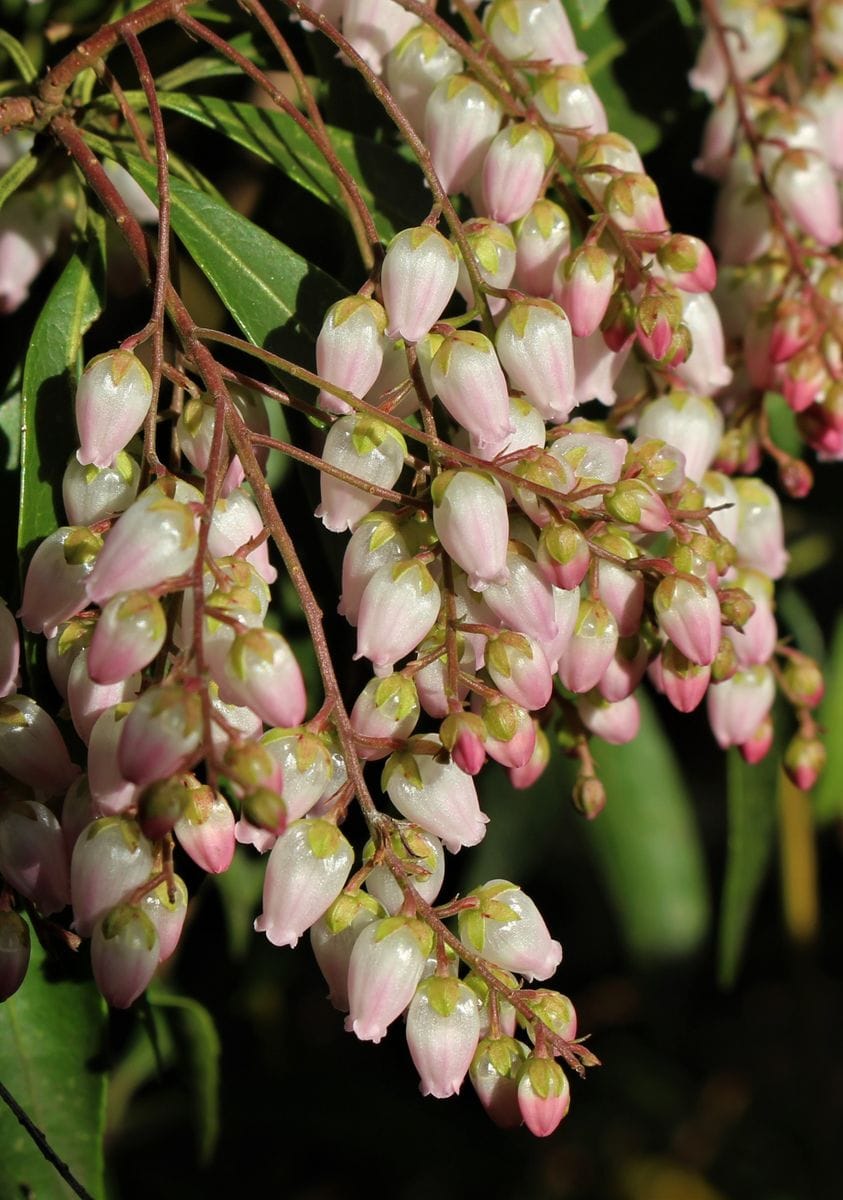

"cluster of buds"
[692, 0, 843, 473]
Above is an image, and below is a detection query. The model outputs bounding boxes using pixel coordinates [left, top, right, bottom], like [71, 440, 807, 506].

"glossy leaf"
[18, 227, 105, 563]
[0, 28, 37, 83]
[814, 613, 843, 824]
[718, 746, 780, 987]
[585, 691, 710, 963]
[0, 918, 107, 1199]
[149, 992, 221, 1165]
[119, 91, 427, 239]
[124, 156, 345, 357]
[0, 151, 37, 211]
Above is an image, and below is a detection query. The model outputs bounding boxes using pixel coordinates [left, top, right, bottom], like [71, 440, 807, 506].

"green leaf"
[585, 691, 710, 964]
[18, 227, 106, 564]
[123, 155, 346, 356]
[718, 747, 780, 987]
[0, 151, 37, 211]
[0, 28, 37, 82]
[149, 992, 221, 1165]
[575, 0, 609, 27]
[0, 919, 107, 1199]
[814, 612, 843, 825]
[117, 91, 427, 239]
[777, 583, 826, 665]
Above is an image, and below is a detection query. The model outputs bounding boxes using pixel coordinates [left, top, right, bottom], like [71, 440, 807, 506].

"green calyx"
[374, 673, 419, 721]
[382, 750, 423, 791]
[328, 295, 387, 335]
[63, 527, 103, 566]
[350, 416, 407, 459]
[101, 904, 157, 950]
[419, 975, 463, 1018]
[304, 818, 346, 860]
[324, 889, 382, 935]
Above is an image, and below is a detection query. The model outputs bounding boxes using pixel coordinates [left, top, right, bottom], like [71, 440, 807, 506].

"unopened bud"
[571, 773, 606, 820]
[783, 733, 826, 791]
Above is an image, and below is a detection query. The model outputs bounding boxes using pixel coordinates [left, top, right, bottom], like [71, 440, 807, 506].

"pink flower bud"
[637, 391, 724, 484]
[86, 486, 198, 606]
[605, 173, 667, 233]
[536, 522, 590, 591]
[593, 535, 644, 638]
[518, 1057, 571, 1137]
[733, 478, 788, 579]
[316, 415, 407, 533]
[346, 915, 433, 1042]
[0, 193, 60, 314]
[207, 487, 276, 584]
[0, 800, 70, 916]
[508, 723, 550, 789]
[484, 0, 585, 67]
[571, 328, 631, 408]
[19, 527, 102, 638]
[338, 513, 408, 626]
[383, 738, 489, 852]
[384, 26, 463, 135]
[556, 598, 619, 693]
[513, 199, 571, 297]
[482, 696, 536, 768]
[350, 674, 420, 761]
[315, 296, 387, 414]
[261, 729, 333, 820]
[342, 0, 419, 76]
[176, 387, 268, 492]
[441, 711, 487, 776]
[87, 591, 166, 686]
[62, 452, 140, 527]
[654, 575, 721, 667]
[216, 628, 306, 728]
[66, 649, 140, 745]
[597, 636, 648, 702]
[61, 775, 98, 854]
[656, 643, 711, 713]
[577, 692, 640, 745]
[87, 704, 137, 815]
[707, 665, 776, 749]
[174, 784, 235, 874]
[0, 910, 30, 1002]
[140, 876, 188, 962]
[432, 469, 509, 591]
[0, 694, 79, 795]
[381, 227, 459, 343]
[459, 880, 562, 981]
[496, 300, 575, 422]
[0, 598, 20, 699]
[425, 75, 502, 195]
[771, 149, 843, 246]
[75, 351, 152, 470]
[255, 818, 354, 948]
[455, 219, 516, 317]
[658, 233, 717, 294]
[803, 75, 843, 171]
[406, 975, 482, 1098]
[533, 66, 607, 158]
[70, 816, 154, 937]
[91, 904, 159, 1008]
[483, 548, 558, 644]
[689, 6, 786, 102]
[309, 890, 384, 1011]
[355, 558, 441, 676]
[554, 244, 615, 338]
[481, 124, 554, 224]
[365, 827, 445, 914]
[725, 570, 777, 667]
[486, 632, 554, 711]
[550, 425, 628, 501]
[673, 291, 733, 395]
[471, 1035, 529, 1128]
[413, 636, 470, 717]
[117, 685, 203, 787]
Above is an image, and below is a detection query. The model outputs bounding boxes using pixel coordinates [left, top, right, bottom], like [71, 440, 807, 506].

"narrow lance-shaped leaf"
[149, 991, 221, 1166]
[814, 613, 843, 824]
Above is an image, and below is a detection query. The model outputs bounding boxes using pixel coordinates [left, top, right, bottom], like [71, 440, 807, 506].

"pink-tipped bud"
[517, 1057, 571, 1137]
[342, 0, 419, 76]
[338, 513, 408, 626]
[654, 574, 721, 667]
[315, 296, 387, 414]
[309, 890, 384, 1011]
[0, 193, 60, 313]
[783, 733, 826, 792]
[508, 723, 550, 789]
[0, 800, 70, 916]
[257, 729, 329, 822]
[75, 351, 152, 470]
[598, 636, 649, 702]
[0, 598, 20, 699]
[92, 904, 159, 1008]
[471, 1035, 529, 1128]
[513, 199, 571, 297]
[605, 173, 667, 234]
[350, 674, 420, 761]
[70, 816, 154, 937]
[482, 696, 537, 768]
[174, 784, 235, 874]
[87, 591, 167, 686]
[425, 75, 502, 195]
[482, 123, 554, 224]
[707, 665, 776, 749]
[554, 244, 615, 338]
[440, 711, 487, 777]
[255, 818, 354, 948]
[605, 478, 673, 533]
[346, 915, 433, 1043]
[536, 522, 590, 591]
[86, 485, 198, 606]
[739, 715, 774, 764]
[657, 234, 717, 294]
[383, 738, 488, 852]
[62, 452, 140, 527]
[557, 598, 619, 693]
[637, 390, 724, 484]
[87, 704, 137, 815]
[406, 976, 482, 1098]
[316, 415, 407, 533]
[217, 628, 306, 728]
[141, 875, 188, 962]
[484, 0, 585, 67]
[771, 149, 843, 247]
[658, 642, 712, 713]
[19, 527, 102, 638]
[207, 486, 276, 584]
[381, 226, 459, 343]
[355, 558, 441, 676]
[385, 25, 463, 135]
[459, 879, 562, 982]
[533, 65, 607, 157]
[734, 478, 789, 579]
[674, 291, 733, 395]
[0, 910, 30, 1001]
[432, 469, 510, 591]
[496, 299, 575, 422]
[486, 631, 554, 711]
[483, 547, 558, 645]
[117, 684, 203, 787]
[549, 426, 628, 502]
[0, 694, 79, 796]
[67, 649, 140, 745]
[577, 692, 640, 745]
